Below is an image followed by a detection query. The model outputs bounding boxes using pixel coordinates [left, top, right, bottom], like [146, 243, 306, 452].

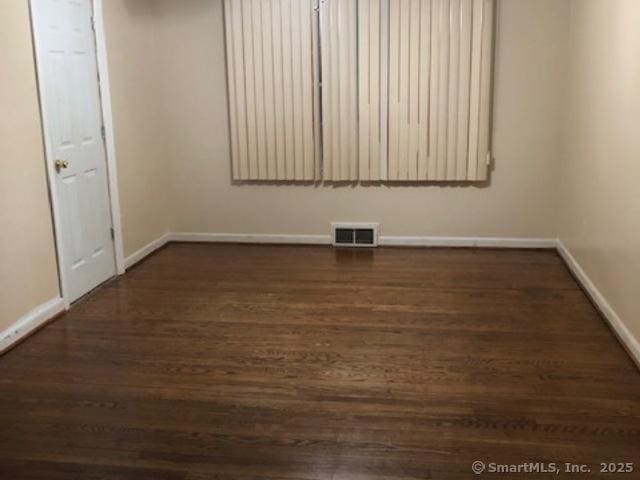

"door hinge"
[91, 16, 96, 32]
[101, 125, 106, 141]
[110, 227, 115, 241]
[486, 152, 492, 167]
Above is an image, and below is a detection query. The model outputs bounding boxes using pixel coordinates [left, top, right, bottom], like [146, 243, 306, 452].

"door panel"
[31, 0, 116, 302]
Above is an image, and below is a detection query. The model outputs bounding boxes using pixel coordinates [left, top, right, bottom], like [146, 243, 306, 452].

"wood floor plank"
[0, 244, 638, 479]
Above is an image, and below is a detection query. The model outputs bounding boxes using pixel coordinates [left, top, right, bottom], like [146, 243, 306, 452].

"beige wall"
[103, 0, 171, 257]
[0, 1, 60, 331]
[155, 0, 568, 238]
[558, 0, 640, 340]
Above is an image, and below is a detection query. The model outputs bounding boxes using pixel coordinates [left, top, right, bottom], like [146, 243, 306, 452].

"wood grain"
[0, 244, 639, 479]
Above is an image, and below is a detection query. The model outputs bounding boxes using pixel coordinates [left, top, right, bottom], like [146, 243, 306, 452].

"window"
[224, 0, 494, 182]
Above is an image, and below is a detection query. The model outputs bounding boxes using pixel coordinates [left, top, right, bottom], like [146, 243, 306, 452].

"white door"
[31, 0, 116, 302]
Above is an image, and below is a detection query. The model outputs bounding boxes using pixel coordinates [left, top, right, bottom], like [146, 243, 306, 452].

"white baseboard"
[557, 240, 640, 368]
[0, 297, 66, 354]
[124, 233, 172, 270]
[168, 232, 556, 249]
[169, 232, 333, 245]
[379, 236, 557, 248]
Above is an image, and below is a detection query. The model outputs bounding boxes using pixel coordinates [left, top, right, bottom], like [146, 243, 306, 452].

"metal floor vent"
[332, 223, 379, 248]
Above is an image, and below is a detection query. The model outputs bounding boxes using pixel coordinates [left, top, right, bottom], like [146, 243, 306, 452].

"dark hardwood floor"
[1, 243, 639, 479]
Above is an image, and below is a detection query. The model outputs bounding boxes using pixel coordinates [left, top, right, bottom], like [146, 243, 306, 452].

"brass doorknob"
[54, 159, 69, 172]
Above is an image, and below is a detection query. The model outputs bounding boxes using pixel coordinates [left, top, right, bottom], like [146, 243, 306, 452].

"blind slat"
[387, 0, 400, 179]
[397, 0, 411, 180]
[262, 0, 276, 180]
[252, 0, 267, 179]
[224, 0, 241, 179]
[456, 0, 473, 180]
[320, 0, 359, 181]
[358, 0, 371, 180]
[477, 0, 494, 181]
[428, 0, 440, 179]
[417, 0, 431, 180]
[446, 0, 461, 180]
[369, 0, 381, 180]
[300, 0, 315, 179]
[467, 0, 482, 180]
[408, 0, 422, 180]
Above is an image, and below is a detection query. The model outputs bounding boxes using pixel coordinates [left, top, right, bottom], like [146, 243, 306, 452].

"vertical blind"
[387, 0, 494, 181]
[224, 0, 494, 182]
[224, 0, 319, 180]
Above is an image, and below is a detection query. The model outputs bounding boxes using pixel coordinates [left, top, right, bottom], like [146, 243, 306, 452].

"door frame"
[29, 0, 125, 308]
